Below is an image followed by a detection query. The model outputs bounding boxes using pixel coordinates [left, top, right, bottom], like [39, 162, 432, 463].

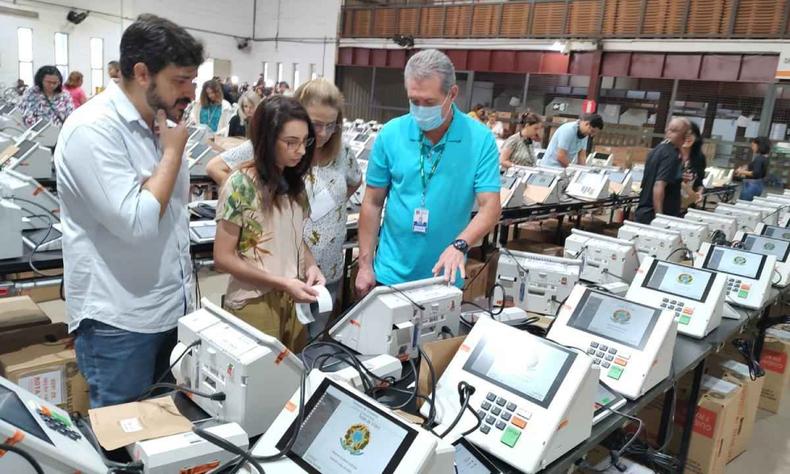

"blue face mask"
[410, 94, 450, 131]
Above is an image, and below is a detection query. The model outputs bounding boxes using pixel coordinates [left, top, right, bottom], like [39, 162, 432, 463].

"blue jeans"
[739, 179, 764, 201]
[74, 319, 177, 408]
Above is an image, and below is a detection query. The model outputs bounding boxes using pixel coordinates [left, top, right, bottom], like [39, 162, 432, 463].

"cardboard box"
[705, 355, 765, 462]
[0, 295, 50, 332]
[417, 336, 465, 409]
[11, 271, 63, 303]
[505, 239, 564, 256]
[463, 254, 498, 302]
[0, 340, 89, 416]
[0, 322, 69, 355]
[675, 375, 742, 474]
[758, 327, 790, 413]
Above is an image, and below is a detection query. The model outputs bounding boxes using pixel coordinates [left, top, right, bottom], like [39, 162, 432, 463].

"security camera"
[236, 37, 251, 51]
[67, 10, 89, 25]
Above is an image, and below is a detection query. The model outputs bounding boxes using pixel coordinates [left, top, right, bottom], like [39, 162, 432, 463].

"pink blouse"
[65, 86, 88, 108]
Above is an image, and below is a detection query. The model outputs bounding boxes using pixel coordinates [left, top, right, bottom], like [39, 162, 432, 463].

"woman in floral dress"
[19, 65, 74, 127]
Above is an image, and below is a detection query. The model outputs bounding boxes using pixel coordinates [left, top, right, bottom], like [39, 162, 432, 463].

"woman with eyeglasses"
[213, 96, 325, 352]
[20, 65, 74, 127]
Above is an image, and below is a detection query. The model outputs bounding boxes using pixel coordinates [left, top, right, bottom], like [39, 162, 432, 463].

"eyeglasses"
[279, 137, 315, 152]
[312, 121, 337, 134]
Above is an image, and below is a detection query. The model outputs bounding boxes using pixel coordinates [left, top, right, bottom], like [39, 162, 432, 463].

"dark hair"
[472, 103, 484, 112]
[34, 66, 63, 93]
[248, 95, 314, 208]
[107, 60, 120, 70]
[519, 112, 543, 127]
[262, 87, 273, 97]
[200, 79, 224, 106]
[120, 14, 204, 80]
[581, 113, 604, 130]
[752, 136, 771, 155]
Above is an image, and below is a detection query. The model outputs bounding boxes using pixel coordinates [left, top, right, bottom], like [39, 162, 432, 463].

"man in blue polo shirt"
[355, 49, 501, 295]
[540, 113, 604, 168]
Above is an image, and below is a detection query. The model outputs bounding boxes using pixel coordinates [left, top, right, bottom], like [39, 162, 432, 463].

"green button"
[678, 315, 691, 325]
[501, 426, 521, 448]
[52, 413, 70, 427]
[738, 290, 749, 298]
[608, 366, 624, 380]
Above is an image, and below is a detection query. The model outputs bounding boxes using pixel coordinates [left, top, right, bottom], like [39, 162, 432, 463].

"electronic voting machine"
[520, 167, 564, 205]
[563, 229, 639, 284]
[330, 277, 462, 360]
[630, 164, 645, 193]
[548, 285, 677, 399]
[0, 169, 59, 230]
[422, 317, 597, 474]
[22, 119, 59, 148]
[349, 159, 368, 207]
[587, 151, 613, 167]
[715, 203, 764, 232]
[565, 167, 610, 201]
[703, 167, 734, 187]
[187, 142, 217, 176]
[694, 243, 775, 311]
[685, 208, 738, 241]
[3, 139, 51, 179]
[617, 220, 684, 263]
[499, 172, 526, 208]
[627, 257, 726, 338]
[753, 197, 790, 222]
[733, 232, 790, 287]
[756, 222, 790, 241]
[172, 299, 305, 437]
[495, 250, 582, 316]
[605, 167, 633, 196]
[735, 200, 781, 226]
[247, 370, 454, 474]
[651, 213, 710, 252]
[0, 376, 107, 473]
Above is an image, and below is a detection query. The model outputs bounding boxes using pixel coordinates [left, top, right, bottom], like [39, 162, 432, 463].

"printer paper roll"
[295, 285, 333, 325]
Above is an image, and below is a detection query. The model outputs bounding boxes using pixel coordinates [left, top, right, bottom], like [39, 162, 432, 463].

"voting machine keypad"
[660, 297, 694, 326]
[726, 278, 751, 299]
[479, 392, 529, 448]
[588, 341, 630, 381]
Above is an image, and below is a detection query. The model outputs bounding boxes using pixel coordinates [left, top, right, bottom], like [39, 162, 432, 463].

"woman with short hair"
[19, 65, 74, 126]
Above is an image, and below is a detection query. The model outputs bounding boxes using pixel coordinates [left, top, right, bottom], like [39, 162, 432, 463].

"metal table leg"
[342, 247, 354, 310]
[678, 361, 706, 471]
[656, 387, 675, 447]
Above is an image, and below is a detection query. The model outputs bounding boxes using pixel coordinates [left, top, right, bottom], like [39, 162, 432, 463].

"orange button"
[683, 307, 693, 315]
[40, 406, 51, 417]
[614, 357, 628, 366]
[511, 417, 527, 429]
[741, 283, 751, 290]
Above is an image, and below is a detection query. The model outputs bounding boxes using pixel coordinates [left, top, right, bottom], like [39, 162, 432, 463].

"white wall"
[0, 0, 340, 92]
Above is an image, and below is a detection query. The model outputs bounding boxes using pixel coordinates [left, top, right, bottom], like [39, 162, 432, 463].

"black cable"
[72, 413, 145, 473]
[666, 246, 693, 264]
[385, 284, 426, 311]
[153, 339, 201, 388]
[418, 345, 437, 429]
[437, 381, 479, 438]
[136, 382, 225, 402]
[250, 370, 307, 462]
[731, 338, 766, 380]
[192, 426, 265, 474]
[8, 196, 59, 222]
[460, 250, 497, 292]
[0, 443, 44, 474]
[27, 223, 60, 277]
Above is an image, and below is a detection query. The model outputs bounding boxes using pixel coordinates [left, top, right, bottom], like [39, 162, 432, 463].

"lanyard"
[418, 135, 446, 206]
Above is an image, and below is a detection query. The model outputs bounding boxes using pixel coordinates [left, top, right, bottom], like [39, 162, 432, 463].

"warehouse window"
[54, 33, 69, 77]
[310, 63, 318, 80]
[277, 63, 283, 83]
[90, 38, 103, 92]
[18, 28, 33, 86]
[263, 62, 270, 83]
[293, 63, 300, 88]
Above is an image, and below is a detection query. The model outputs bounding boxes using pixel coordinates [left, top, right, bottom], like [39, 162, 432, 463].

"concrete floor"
[39, 270, 790, 473]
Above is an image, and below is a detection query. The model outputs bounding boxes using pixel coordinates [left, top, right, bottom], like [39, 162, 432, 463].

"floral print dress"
[20, 86, 74, 127]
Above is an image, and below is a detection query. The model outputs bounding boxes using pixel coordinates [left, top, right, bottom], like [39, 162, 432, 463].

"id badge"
[413, 207, 429, 233]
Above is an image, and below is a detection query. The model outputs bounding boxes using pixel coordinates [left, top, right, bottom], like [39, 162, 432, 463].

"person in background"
[15, 78, 27, 96]
[634, 117, 691, 223]
[736, 136, 771, 201]
[222, 77, 238, 104]
[355, 49, 501, 296]
[55, 14, 204, 407]
[227, 91, 261, 138]
[108, 60, 121, 84]
[277, 81, 292, 96]
[295, 78, 362, 337]
[64, 71, 88, 108]
[500, 112, 544, 168]
[19, 65, 74, 127]
[540, 113, 604, 168]
[190, 79, 233, 135]
[680, 121, 706, 205]
[213, 96, 325, 352]
[486, 111, 504, 139]
[468, 103, 484, 122]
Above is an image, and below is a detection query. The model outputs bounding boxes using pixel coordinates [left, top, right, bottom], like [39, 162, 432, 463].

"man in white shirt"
[55, 14, 204, 407]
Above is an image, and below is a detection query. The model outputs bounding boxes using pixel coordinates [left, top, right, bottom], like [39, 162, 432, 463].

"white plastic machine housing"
[563, 229, 639, 284]
[587, 151, 614, 167]
[421, 317, 597, 474]
[704, 166, 734, 187]
[0, 199, 23, 260]
[0, 376, 107, 474]
[247, 370, 454, 474]
[684, 208, 738, 241]
[651, 213, 710, 252]
[4, 139, 52, 180]
[755, 222, 790, 241]
[499, 172, 526, 208]
[172, 298, 305, 437]
[0, 169, 59, 230]
[604, 167, 633, 196]
[630, 164, 645, 193]
[548, 285, 677, 399]
[189, 220, 216, 243]
[21, 119, 59, 148]
[735, 200, 781, 226]
[617, 220, 684, 263]
[782, 215, 790, 227]
[187, 141, 218, 176]
[515, 166, 565, 205]
[330, 277, 462, 359]
[734, 232, 790, 287]
[694, 243, 775, 311]
[565, 166, 610, 201]
[348, 158, 368, 207]
[714, 203, 765, 232]
[495, 250, 582, 316]
[349, 129, 376, 161]
[626, 257, 726, 338]
[129, 422, 248, 474]
[0, 104, 23, 131]
[186, 124, 213, 145]
[753, 196, 790, 222]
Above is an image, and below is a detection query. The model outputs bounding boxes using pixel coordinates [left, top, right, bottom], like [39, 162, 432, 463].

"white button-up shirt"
[54, 81, 193, 334]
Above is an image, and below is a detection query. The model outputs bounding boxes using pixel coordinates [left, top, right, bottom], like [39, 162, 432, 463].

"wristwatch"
[452, 239, 470, 254]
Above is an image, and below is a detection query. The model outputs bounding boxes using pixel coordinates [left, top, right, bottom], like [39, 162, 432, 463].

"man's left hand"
[432, 246, 466, 285]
